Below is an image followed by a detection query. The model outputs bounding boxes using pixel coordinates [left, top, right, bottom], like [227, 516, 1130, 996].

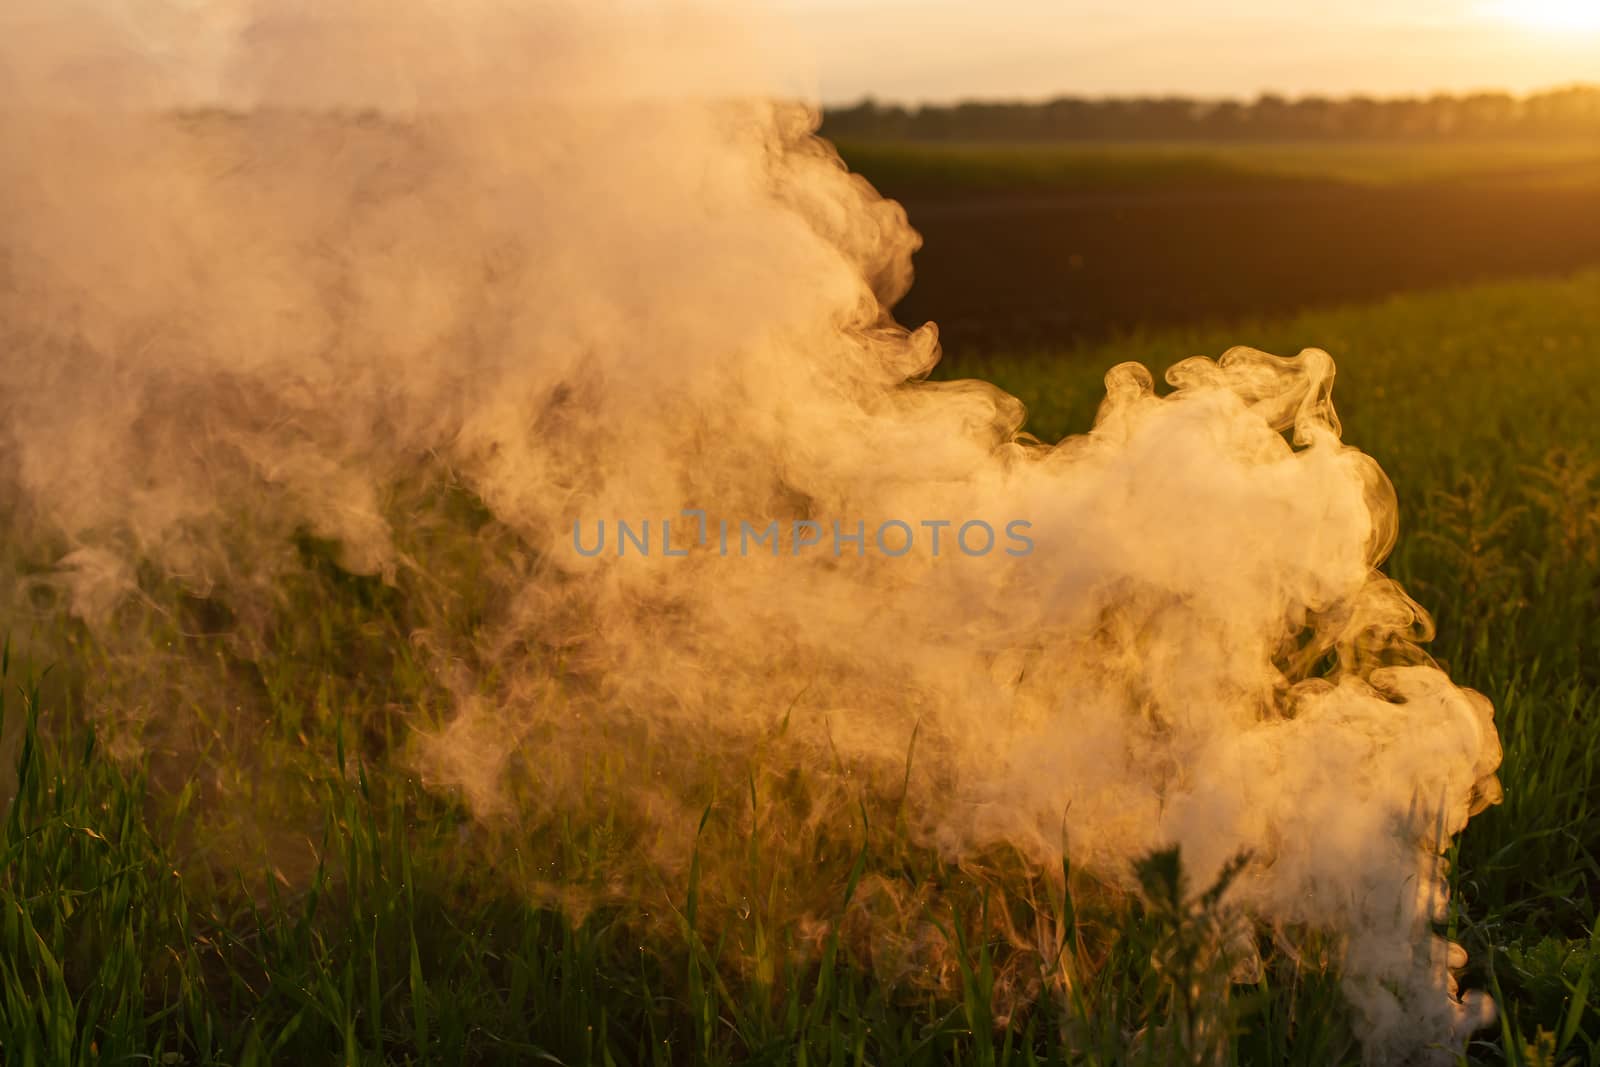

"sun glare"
[1481, 0, 1600, 32]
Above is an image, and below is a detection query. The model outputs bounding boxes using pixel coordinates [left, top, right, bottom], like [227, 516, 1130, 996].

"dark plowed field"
[887, 179, 1600, 353]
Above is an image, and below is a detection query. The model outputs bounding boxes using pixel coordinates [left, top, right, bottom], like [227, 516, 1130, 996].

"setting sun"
[1482, 0, 1600, 32]
[1, 3, 1597, 1065]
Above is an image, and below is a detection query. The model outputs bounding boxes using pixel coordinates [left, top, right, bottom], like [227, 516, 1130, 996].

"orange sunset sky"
[775, 0, 1600, 104]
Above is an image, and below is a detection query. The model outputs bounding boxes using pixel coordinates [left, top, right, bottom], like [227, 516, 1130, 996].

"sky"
[774, 0, 1600, 106]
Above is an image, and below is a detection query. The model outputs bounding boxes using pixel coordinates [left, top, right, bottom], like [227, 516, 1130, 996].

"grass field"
[833, 139, 1600, 197]
[4, 268, 1599, 1065]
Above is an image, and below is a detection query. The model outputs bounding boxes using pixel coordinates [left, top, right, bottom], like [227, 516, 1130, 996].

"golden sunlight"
[1482, 0, 1600, 32]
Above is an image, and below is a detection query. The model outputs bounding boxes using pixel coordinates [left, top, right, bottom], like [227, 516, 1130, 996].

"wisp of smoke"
[0, 1, 1502, 1061]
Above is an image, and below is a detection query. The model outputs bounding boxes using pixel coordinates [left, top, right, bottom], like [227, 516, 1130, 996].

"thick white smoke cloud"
[0, 1, 1501, 1061]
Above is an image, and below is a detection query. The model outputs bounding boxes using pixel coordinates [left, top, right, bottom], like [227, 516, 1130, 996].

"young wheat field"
[4, 268, 1597, 1066]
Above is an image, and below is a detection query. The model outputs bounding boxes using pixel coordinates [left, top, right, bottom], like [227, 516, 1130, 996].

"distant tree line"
[821, 84, 1600, 141]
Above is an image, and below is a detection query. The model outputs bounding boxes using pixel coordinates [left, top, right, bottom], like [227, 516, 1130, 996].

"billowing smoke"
[0, 1, 1502, 1061]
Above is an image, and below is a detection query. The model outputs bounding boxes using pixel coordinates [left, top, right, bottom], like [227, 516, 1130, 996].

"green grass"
[832, 139, 1600, 195]
[5, 269, 1600, 1064]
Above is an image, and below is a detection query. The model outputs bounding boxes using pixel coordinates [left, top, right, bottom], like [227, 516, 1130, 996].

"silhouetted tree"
[821, 85, 1600, 142]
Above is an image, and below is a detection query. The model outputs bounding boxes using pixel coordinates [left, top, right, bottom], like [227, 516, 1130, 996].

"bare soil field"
[886, 177, 1600, 353]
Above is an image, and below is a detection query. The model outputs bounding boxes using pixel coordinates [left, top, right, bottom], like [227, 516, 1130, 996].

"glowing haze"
[777, 0, 1600, 105]
[0, 1, 1502, 1062]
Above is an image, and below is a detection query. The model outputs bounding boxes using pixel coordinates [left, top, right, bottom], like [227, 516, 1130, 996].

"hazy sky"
[775, 1, 1600, 105]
